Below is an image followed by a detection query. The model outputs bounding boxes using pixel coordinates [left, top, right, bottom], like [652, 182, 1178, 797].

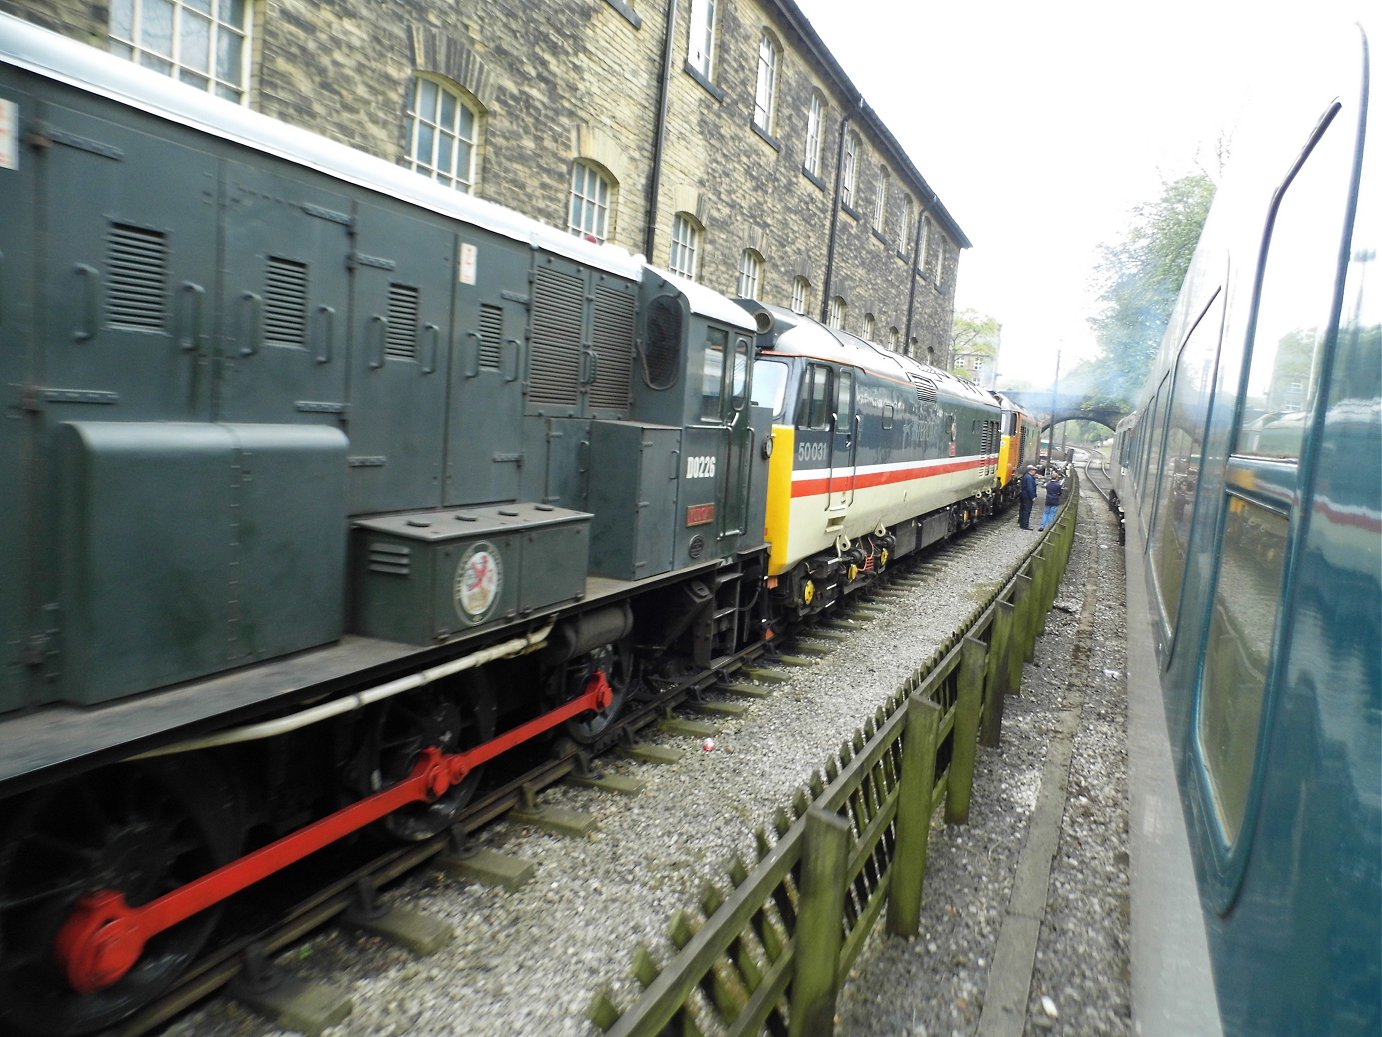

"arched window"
[804, 93, 825, 177]
[873, 166, 889, 234]
[109, 0, 251, 101]
[737, 249, 763, 299]
[841, 132, 860, 209]
[406, 74, 480, 192]
[753, 32, 780, 134]
[791, 276, 812, 315]
[670, 213, 702, 280]
[898, 197, 914, 255]
[827, 296, 846, 331]
[888, 327, 900, 351]
[569, 161, 613, 243]
[863, 313, 876, 341]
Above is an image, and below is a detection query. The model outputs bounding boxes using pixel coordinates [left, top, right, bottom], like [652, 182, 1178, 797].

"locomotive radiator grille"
[588, 283, 634, 410]
[528, 265, 583, 406]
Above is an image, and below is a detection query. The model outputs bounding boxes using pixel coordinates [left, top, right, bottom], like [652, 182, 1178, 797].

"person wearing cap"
[1018, 464, 1038, 530]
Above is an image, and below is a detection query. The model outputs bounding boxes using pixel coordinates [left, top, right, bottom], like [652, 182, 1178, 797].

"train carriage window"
[1148, 290, 1224, 638]
[1234, 102, 1349, 462]
[798, 364, 833, 430]
[751, 359, 789, 417]
[1196, 96, 1356, 866]
[1199, 496, 1289, 846]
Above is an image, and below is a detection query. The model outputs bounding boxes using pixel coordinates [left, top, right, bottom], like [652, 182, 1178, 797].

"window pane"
[440, 89, 456, 129]
[1237, 103, 1351, 461]
[418, 77, 438, 118]
[702, 330, 727, 421]
[752, 359, 789, 416]
[1198, 496, 1287, 845]
[216, 29, 242, 85]
[181, 11, 211, 73]
[416, 123, 435, 166]
[184, 0, 211, 13]
[111, 0, 134, 40]
[141, 0, 175, 56]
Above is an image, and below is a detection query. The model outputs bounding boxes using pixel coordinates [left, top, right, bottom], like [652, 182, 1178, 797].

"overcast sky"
[790, 0, 1318, 388]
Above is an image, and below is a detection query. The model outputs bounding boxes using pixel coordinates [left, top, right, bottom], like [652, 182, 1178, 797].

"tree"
[950, 309, 1000, 384]
[1087, 173, 1215, 406]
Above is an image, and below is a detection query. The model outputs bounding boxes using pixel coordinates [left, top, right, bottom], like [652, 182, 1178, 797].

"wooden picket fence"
[589, 482, 1078, 1036]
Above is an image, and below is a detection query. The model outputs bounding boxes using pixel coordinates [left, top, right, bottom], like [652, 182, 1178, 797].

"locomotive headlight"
[762, 434, 774, 460]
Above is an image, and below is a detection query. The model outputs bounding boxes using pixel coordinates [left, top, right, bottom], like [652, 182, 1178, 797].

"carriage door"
[827, 367, 857, 511]
[345, 200, 453, 515]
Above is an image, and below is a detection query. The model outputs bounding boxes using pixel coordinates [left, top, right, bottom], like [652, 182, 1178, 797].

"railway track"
[88, 523, 1022, 1037]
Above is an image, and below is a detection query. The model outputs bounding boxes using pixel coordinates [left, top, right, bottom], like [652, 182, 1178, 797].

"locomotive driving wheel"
[0, 759, 236, 1037]
[367, 677, 496, 842]
[563, 642, 633, 745]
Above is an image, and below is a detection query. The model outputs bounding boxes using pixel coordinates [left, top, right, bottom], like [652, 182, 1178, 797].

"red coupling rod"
[53, 674, 614, 994]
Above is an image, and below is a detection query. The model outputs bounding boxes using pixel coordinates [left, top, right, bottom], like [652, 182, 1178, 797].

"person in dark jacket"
[1018, 465, 1038, 529]
[1039, 472, 1064, 531]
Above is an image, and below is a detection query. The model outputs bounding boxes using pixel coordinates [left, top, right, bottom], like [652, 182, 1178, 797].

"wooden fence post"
[1014, 572, 1036, 668]
[886, 696, 942, 937]
[981, 599, 1014, 746]
[945, 637, 987, 824]
[788, 808, 850, 1037]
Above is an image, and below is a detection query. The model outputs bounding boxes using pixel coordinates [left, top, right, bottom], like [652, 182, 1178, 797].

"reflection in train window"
[1149, 290, 1224, 634]
[1236, 102, 1349, 461]
[751, 359, 788, 417]
[1197, 495, 1288, 846]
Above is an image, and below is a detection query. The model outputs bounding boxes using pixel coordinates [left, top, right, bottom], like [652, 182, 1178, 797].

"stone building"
[1, 0, 967, 364]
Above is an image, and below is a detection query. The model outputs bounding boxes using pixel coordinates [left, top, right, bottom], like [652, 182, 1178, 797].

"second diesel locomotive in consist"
[0, 14, 1033, 1034]
[743, 304, 1037, 617]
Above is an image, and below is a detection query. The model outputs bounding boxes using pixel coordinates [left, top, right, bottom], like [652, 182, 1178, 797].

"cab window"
[701, 328, 728, 421]
[797, 363, 832, 430]
[752, 358, 789, 417]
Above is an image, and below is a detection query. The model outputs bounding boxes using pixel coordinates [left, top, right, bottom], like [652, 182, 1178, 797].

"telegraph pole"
[1049, 349, 1061, 467]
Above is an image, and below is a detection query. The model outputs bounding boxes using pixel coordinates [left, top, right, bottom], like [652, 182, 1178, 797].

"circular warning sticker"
[454, 541, 502, 624]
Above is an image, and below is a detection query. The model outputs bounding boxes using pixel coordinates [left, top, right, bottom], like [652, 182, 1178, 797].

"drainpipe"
[820, 106, 856, 324]
[903, 192, 937, 355]
[644, 0, 679, 260]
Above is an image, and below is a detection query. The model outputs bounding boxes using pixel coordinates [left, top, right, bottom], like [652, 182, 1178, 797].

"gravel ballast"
[165, 484, 1132, 1037]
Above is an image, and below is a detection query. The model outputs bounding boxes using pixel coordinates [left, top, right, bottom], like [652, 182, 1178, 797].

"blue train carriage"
[1115, 12, 1379, 1035]
[740, 304, 1002, 620]
[0, 14, 770, 1034]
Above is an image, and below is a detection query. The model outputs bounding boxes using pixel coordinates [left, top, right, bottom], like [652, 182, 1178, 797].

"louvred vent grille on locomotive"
[528, 265, 583, 406]
[386, 283, 419, 361]
[106, 222, 168, 331]
[909, 374, 937, 404]
[588, 283, 634, 410]
[478, 303, 503, 370]
[264, 257, 309, 346]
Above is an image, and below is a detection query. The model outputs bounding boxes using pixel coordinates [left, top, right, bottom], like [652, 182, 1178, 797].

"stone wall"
[2, 0, 962, 363]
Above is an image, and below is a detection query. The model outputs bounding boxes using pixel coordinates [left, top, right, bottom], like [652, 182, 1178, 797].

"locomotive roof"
[0, 13, 645, 283]
[748, 303, 995, 406]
